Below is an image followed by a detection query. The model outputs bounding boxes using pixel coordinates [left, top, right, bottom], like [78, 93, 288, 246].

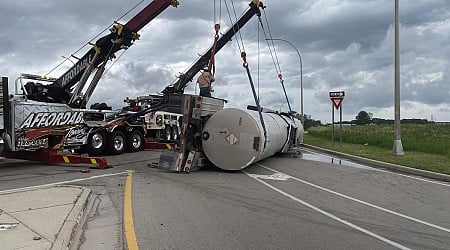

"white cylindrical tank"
[202, 108, 303, 171]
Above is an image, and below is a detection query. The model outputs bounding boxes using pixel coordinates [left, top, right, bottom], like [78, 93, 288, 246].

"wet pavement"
[301, 144, 450, 182]
[300, 148, 382, 171]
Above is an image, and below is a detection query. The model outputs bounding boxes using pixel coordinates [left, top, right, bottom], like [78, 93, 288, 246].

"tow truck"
[123, 96, 182, 142]
[0, 0, 179, 166]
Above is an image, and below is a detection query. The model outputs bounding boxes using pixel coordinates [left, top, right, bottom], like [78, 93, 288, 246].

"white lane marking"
[243, 170, 411, 250]
[384, 171, 450, 187]
[257, 164, 450, 233]
[251, 173, 291, 181]
[0, 171, 129, 195]
[301, 148, 450, 187]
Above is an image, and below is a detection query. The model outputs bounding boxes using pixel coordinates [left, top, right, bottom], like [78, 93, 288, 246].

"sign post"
[329, 91, 345, 145]
[331, 103, 334, 145]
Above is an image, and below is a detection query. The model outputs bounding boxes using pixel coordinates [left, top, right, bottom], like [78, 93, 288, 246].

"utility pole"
[393, 0, 404, 155]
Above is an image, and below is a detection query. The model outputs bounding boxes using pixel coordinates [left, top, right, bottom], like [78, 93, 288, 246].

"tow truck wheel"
[87, 130, 106, 156]
[127, 130, 144, 152]
[107, 130, 126, 155]
[164, 126, 172, 141]
[171, 126, 179, 140]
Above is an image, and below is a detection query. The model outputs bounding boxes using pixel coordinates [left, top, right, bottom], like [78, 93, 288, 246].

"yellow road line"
[124, 170, 139, 250]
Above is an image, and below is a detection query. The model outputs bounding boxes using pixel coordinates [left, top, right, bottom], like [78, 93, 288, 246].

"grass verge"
[303, 135, 450, 175]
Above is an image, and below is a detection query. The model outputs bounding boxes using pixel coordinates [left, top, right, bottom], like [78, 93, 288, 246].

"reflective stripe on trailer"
[63, 156, 70, 163]
[50, 154, 109, 169]
[1, 149, 110, 169]
[143, 137, 175, 150]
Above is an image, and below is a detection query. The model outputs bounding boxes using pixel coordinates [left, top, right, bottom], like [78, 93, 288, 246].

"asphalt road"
[0, 149, 449, 249]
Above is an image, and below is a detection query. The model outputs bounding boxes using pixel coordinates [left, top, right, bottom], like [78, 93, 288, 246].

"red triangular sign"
[330, 97, 343, 109]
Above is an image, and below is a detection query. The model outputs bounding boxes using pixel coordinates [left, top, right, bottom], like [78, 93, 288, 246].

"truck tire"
[164, 126, 172, 141]
[87, 130, 106, 156]
[171, 125, 179, 140]
[127, 130, 144, 152]
[107, 130, 126, 155]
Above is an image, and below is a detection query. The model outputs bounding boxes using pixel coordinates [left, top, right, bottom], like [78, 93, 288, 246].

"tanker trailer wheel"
[164, 126, 172, 141]
[87, 130, 106, 156]
[171, 125, 179, 141]
[127, 130, 144, 152]
[107, 130, 126, 155]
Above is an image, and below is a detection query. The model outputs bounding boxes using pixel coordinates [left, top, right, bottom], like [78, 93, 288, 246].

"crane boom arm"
[24, 0, 179, 106]
[164, 1, 264, 94]
[125, 0, 178, 31]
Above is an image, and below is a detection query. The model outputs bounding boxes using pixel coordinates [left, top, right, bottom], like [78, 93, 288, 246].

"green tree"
[297, 114, 321, 130]
[355, 110, 372, 125]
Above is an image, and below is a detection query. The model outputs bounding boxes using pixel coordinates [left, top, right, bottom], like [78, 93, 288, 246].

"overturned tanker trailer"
[157, 94, 303, 172]
[202, 107, 303, 171]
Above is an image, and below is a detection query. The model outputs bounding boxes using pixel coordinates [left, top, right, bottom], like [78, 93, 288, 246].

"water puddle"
[300, 151, 380, 171]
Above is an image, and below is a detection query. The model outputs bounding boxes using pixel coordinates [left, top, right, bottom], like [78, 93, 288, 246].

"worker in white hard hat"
[197, 67, 215, 97]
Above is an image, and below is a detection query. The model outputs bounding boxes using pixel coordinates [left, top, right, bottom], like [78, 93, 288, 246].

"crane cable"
[257, 18, 260, 102]
[208, 0, 223, 76]
[224, 0, 268, 149]
[261, 9, 282, 77]
[259, 8, 295, 121]
[223, 0, 246, 53]
[45, 0, 147, 76]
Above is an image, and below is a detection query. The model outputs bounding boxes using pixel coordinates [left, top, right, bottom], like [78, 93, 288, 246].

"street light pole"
[265, 38, 303, 118]
[393, 0, 404, 155]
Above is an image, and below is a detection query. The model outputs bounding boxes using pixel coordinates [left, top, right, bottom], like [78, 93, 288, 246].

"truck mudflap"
[2, 149, 110, 169]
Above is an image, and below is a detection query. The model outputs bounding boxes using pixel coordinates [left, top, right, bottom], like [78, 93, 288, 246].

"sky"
[1, 0, 449, 123]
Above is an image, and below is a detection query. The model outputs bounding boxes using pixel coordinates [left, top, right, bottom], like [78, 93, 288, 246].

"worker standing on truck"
[197, 67, 215, 97]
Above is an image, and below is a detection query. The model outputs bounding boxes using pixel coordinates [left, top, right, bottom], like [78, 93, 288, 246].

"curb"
[51, 186, 92, 250]
[300, 144, 450, 182]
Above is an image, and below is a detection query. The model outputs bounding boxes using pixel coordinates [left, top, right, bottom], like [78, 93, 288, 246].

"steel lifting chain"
[208, 23, 221, 75]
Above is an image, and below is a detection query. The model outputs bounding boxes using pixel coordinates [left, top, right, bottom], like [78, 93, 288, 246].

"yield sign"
[330, 97, 344, 109]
